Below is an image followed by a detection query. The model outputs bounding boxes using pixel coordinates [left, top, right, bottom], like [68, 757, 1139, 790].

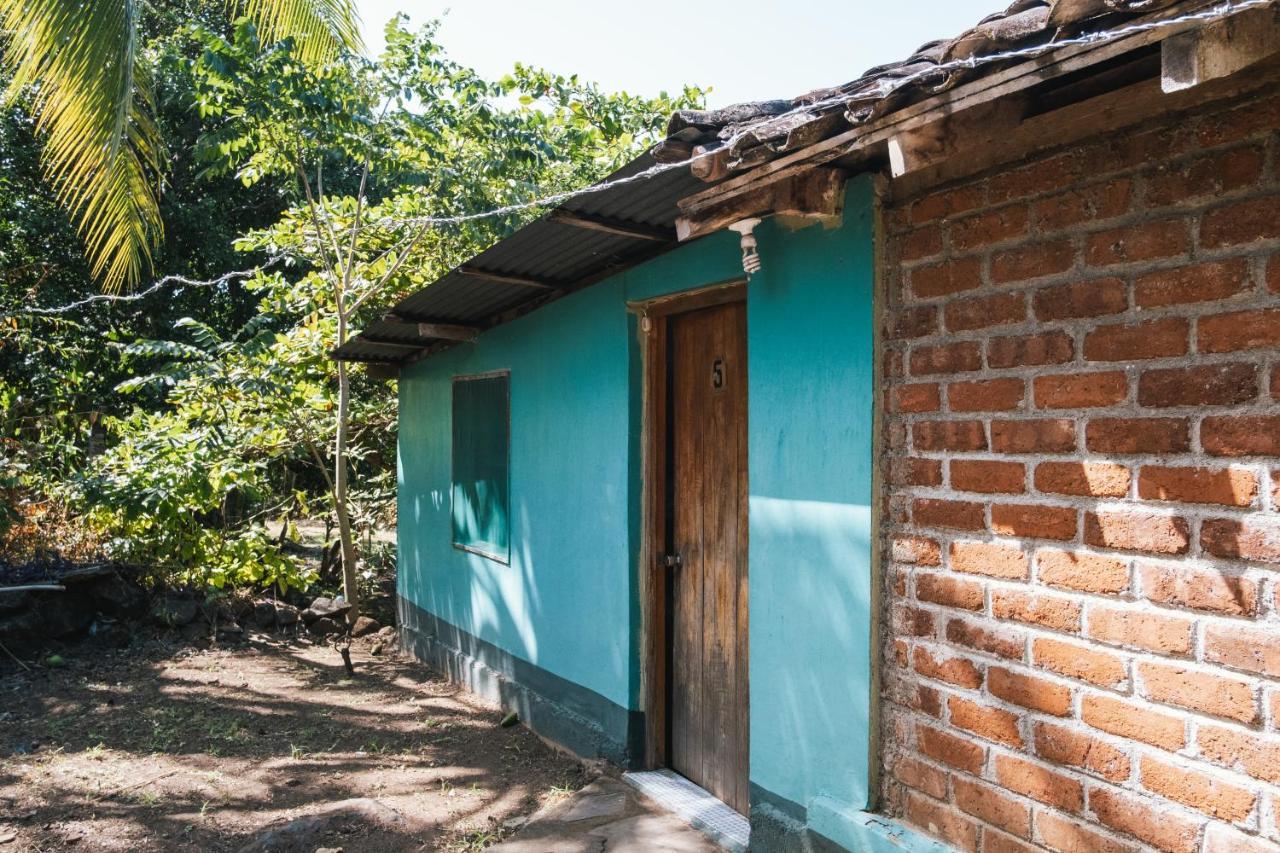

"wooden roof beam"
[1162, 4, 1278, 92]
[458, 266, 557, 290]
[675, 167, 845, 242]
[376, 317, 480, 342]
[548, 209, 676, 242]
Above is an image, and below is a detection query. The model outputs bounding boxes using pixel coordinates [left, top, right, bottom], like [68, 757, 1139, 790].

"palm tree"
[0, 0, 360, 291]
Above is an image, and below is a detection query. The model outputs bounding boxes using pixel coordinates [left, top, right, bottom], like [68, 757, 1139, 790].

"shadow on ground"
[0, 631, 590, 852]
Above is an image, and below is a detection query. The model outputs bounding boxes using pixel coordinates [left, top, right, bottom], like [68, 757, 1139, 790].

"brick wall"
[880, 83, 1280, 853]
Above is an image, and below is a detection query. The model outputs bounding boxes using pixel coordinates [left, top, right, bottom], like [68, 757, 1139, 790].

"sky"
[353, 1, 1002, 108]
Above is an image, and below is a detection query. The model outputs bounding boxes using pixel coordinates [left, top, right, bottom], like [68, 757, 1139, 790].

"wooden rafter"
[547, 209, 676, 242]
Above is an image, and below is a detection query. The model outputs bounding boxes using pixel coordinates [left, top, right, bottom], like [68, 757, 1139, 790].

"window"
[451, 372, 510, 561]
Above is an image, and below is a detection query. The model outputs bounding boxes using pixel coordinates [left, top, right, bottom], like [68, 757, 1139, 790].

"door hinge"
[662, 553, 682, 570]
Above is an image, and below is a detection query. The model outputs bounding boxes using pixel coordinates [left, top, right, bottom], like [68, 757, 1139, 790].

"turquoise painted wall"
[397, 227, 746, 711]
[398, 177, 878, 824]
[747, 177, 877, 814]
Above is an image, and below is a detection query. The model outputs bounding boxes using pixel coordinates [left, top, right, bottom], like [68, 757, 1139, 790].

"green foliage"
[5, 9, 704, 596]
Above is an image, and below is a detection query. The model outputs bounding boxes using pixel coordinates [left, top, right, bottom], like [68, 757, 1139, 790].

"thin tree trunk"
[333, 310, 361, 623]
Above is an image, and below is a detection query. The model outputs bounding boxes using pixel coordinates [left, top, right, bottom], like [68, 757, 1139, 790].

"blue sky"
[354, 1, 1002, 108]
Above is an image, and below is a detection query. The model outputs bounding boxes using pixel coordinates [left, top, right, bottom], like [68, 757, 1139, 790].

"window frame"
[449, 369, 512, 564]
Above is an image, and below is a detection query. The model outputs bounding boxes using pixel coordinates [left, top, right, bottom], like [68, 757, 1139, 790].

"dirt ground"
[0, 630, 592, 852]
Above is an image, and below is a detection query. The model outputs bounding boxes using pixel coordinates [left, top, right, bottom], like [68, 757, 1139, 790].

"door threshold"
[622, 769, 749, 852]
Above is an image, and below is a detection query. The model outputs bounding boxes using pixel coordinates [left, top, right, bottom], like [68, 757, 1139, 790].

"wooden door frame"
[629, 277, 746, 770]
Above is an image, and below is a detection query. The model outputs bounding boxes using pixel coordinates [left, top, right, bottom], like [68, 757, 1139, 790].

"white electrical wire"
[16, 0, 1272, 316]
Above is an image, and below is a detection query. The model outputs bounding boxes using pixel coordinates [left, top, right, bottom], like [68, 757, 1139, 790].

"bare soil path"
[0, 632, 589, 852]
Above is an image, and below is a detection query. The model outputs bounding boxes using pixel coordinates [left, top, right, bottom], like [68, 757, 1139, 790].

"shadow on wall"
[751, 496, 874, 811]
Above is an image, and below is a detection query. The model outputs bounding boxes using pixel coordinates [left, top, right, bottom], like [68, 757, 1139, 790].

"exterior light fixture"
[729, 218, 762, 275]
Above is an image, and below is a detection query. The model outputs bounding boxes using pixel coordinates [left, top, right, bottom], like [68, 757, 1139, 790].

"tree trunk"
[333, 311, 361, 623]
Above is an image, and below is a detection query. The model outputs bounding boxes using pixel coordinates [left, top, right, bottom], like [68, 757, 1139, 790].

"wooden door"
[668, 299, 748, 814]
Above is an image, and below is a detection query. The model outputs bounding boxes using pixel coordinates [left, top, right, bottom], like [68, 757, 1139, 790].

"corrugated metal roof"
[334, 151, 707, 364]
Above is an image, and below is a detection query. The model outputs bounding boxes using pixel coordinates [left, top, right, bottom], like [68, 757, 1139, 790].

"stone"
[273, 603, 300, 626]
[88, 574, 147, 618]
[351, 616, 379, 637]
[33, 590, 94, 638]
[252, 601, 277, 629]
[151, 597, 199, 628]
[305, 596, 351, 622]
[376, 625, 397, 639]
[309, 617, 341, 636]
[216, 622, 244, 641]
[369, 642, 384, 656]
[0, 591, 30, 616]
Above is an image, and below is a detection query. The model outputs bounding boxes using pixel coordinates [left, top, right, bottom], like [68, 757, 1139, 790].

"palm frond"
[0, 0, 164, 292]
[232, 0, 362, 64]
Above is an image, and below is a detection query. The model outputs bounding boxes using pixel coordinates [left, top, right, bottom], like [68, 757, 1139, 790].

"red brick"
[1139, 755, 1257, 823]
[910, 341, 983, 376]
[993, 589, 1081, 633]
[995, 753, 1083, 812]
[891, 305, 939, 339]
[1035, 371, 1128, 409]
[900, 225, 943, 262]
[1199, 308, 1280, 353]
[949, 695, 1023, 748]
[950, 540, 1029, 579]
[1034, 178, 1132, 231]
[905, 791, 980, 852]
[1139, 661, 1259, 725]
[893, 605, 936, 638]
[1084, 510, 1189, 555]
[987, 331, 1074, 368]
[1198, 95, 1280, 146]
[946, 618, 1025, 661]
[1134, 259, 1250, 308]
[1138, 363, 1257, 408]
[1197, 725, 1280, 786]
[892, 535, 942, 565]
[1034, 278, 1127, 320]
[985, 829, 1039, 853]
[1087, 604, 1193, 656]
[1037, 549, 1129, 594]
[1035, 461, 1130, 498]
[1085, 219, 1190, 266]
[1088, 787, 1203, 853]
[885, 347, 905, 380]
[951, 205, 1030, 251]
[954, 775, 1031, 837]
[894, 639, 909, 667]
[1202, 416, 1280, 457]
[1087, 417, 1189, 454]
[1201, 517, 1280, 563]
[1035, 810, 1137, 853]
[989, 153, 1079, 204]
[948, 378, 1025, 412]
[911, 257, 983, 298]
[1083, 317, 1189, 362]
[1034, 722, 1131, 783]
[893, 756, 948, 799]
[1204, 622, 1280, 679]
[991, 503, 1077, 541]
[1139, 465, 1258, 507]
[1203, 823, 1279, 853]
[915, 498, 985, 531]
[991, 419, 1077, 454]
[1201, 196, 1280, 248]
[1145, 146, 1265, 208]
[951, 459, 1026, 494]
[916, 573, 985, 611]
[917, 723, 986, 774]
[1082, 693, 1186, 751]
[913, 420, 988, 452]
[889, 457, 943, 487]
[1034, 637, 1127, 688]
[945, 292, 1026, 332]
[990, 239, 1075, 284]
[989, 667, 1072, 716]
[893, 382, 942, 412]
[1271, 252, 1280, 295]
[914, 645, 983, 688]
[1139, 562, 1257, 617]
[910, 184, 986, 224]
